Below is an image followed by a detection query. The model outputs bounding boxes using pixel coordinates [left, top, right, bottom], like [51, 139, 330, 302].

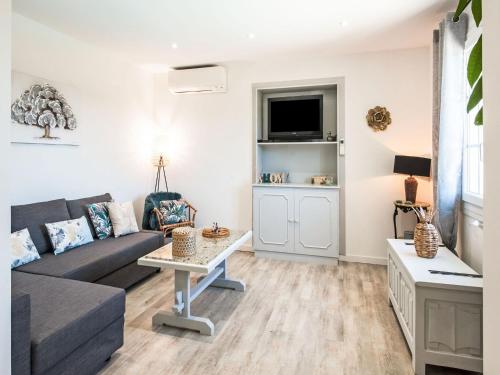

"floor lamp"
[154, 155, 169, 192]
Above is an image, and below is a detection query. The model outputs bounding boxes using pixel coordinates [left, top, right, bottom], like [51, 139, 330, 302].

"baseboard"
[254, 250, 339, 265]
[238, 244, 254, 253]
[339, 255, 387, 265]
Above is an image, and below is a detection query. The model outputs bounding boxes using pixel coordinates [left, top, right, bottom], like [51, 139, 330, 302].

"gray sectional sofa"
[11, 194, 165, 375]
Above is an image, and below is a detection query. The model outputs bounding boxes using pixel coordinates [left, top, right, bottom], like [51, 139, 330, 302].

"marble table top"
[138, 229, 252, 273]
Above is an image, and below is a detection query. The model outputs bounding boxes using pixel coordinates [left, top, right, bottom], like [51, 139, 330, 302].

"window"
[463, 44, 483, 206]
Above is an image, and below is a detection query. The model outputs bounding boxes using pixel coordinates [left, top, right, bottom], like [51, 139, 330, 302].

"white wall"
[154, 48, 433, 262]
[482, 0, 500, 372]
[10, 14, 156, 219]
[0, 1, 11, 373]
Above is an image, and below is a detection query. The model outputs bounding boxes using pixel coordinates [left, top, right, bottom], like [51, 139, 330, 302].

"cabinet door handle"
[288, 218, 294, 223]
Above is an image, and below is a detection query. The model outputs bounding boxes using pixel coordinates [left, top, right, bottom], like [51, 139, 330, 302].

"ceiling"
[13, 0, 455, 69]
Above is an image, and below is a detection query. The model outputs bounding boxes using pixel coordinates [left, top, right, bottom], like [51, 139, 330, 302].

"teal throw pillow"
[87, 202, 114, 240]
[159, 200, 188, 225]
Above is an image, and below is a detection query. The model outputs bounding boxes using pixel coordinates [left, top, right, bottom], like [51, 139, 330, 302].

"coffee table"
[138, 229, 252, 336]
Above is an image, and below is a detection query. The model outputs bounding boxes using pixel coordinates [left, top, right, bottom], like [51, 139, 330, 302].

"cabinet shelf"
[253, 183, 339, 189]
[257, 141, 338, 146]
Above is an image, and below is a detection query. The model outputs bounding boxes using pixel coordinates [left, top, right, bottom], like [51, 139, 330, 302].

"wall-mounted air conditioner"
[168, 66, 227, 94]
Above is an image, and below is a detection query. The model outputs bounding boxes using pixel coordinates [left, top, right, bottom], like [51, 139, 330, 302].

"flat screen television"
[268, 95, 323, 141]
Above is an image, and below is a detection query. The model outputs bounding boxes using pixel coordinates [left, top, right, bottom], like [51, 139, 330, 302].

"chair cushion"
[11, 271, 125, 375]
[159, 200, 188, 224]
[66, 193, 112, 238]
[142, 192, 182, 230]
[11, 199, 71, 254]
[15, 231, 164, 282]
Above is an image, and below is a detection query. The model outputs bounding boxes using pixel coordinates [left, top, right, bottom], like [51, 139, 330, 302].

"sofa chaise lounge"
[10, 193, 165, 375]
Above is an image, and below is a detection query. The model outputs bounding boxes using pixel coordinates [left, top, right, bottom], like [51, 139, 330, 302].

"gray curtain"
[432, 13, 467, 252]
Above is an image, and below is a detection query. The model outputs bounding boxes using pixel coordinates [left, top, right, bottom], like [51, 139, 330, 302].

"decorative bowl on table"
[202, 222, 230, 239]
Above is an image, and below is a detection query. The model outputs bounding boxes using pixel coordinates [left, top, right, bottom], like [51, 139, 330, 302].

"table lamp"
[393, 155, 431, 203]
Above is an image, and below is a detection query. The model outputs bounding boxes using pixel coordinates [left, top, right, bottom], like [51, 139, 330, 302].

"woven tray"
[202, 227, 230, 239]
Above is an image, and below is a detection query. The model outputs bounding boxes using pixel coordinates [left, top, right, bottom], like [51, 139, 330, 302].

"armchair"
[142, 192, 197, 236]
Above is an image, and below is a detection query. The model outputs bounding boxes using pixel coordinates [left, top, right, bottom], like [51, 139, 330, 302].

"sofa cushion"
[11, 228, 41, 269]
[45, 216, 94, 255]
[12, 199, 71, 254]
[66, 193, 112, 238]
[11, 271, 125, 375]
[15, 231, 164, 282]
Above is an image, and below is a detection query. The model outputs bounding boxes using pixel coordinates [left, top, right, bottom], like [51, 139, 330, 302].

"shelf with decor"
[252, 77, 345, 263]
[252, 183, 340, 189]
[257, 141, 338, 146]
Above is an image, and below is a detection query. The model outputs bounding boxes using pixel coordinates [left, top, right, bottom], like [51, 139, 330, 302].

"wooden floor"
[99, 252, 478, 375]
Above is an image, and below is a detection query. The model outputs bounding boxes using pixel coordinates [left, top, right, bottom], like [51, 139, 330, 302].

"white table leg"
[198, 259, 246, 291]
[153, 269, 214, 336]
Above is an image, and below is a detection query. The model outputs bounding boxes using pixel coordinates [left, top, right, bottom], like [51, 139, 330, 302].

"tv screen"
[268, 95, 323, 140]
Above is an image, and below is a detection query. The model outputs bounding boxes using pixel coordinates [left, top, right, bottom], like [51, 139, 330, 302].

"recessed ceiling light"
[171, 43, 178, 49]
[248, 33, 255, 39]
[339, 21, 349, 27]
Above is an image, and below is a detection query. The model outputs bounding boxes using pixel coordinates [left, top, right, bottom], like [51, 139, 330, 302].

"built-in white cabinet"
[252, 188, 294, 253]
[253, 186, 339, 259]
[387, 239, 483, 375]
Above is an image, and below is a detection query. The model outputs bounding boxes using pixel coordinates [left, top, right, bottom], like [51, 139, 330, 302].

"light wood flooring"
[99, 252, 478, 375]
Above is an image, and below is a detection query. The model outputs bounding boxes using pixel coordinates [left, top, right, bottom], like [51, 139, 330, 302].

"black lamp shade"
[393, 155, 431, 177]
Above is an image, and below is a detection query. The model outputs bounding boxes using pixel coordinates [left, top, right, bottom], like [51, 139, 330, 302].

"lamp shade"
[393, 155, 431, 177]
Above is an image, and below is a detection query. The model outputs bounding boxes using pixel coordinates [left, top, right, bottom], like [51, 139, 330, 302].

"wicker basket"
[172, 227, 196, 257]
[414, 222, 439, 258]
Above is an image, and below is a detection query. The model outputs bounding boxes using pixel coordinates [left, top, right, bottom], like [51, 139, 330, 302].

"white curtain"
[432, 13, 468, 252]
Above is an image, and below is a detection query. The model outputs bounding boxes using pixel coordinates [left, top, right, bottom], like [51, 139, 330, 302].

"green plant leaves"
[472, 0, 482, 26]
[467, 77, 482, 112]
[468, 36, 482, 86]
[453, 0, 483, 125]
[453, 0, 472, 21]
[475, 107, 483, 125]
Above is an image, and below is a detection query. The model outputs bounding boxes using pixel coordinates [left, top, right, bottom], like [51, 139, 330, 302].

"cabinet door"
[294, 189, 339, 257]
[253, 188, 294, 253]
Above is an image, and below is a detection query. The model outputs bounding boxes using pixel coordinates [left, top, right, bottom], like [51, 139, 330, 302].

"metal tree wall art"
[11, 83, 77, 139]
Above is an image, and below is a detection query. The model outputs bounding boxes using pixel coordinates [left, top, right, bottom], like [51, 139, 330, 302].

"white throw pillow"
[11, 228, 41, 269]
[45, 216, 94, 255]
[108, 201, 139, 237]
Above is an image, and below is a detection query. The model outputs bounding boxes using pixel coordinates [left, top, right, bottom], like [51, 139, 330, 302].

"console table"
[393, 201, 430, 238]
[387, 239, 482, 375]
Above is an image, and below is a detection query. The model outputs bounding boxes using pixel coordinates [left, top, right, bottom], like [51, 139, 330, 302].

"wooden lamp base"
[404, 176, 418, 203]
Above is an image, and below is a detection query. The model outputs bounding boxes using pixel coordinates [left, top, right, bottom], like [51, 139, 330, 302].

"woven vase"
[414, 222, 439, 258]
[172, 227, 196, 257]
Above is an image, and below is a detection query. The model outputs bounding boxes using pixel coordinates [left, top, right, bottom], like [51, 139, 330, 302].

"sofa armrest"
[140, 230, 165, 247]
[11, 292, 31, 375]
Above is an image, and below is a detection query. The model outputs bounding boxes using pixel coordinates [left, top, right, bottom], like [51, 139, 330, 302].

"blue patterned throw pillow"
[46, 216, 94, 255]
[159, 200, 188, 225]
[10, 228, 41, 269]
[87, 202, 113, 240]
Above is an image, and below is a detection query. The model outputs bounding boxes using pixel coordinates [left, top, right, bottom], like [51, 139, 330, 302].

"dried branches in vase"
[412, 207, 439, 258]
